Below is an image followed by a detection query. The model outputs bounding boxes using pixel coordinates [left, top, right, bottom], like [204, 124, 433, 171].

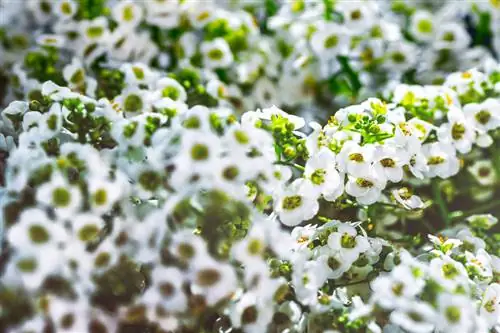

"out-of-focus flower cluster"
[2, 0, 500, 114]
[0, 1, 500, 333]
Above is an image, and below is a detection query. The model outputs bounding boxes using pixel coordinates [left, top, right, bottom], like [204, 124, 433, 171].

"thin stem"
[432, 181, 450, 227]
[455, 200, 500, 220]
[274, 160, 305, 172]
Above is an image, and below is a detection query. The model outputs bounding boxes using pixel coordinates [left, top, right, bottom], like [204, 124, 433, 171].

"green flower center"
[282, 195, 302, 210]
[162, 86, 180, 100]
[442, 263, 460, 279]
[417, 19, 433, 33]
[61, 1, 72, 15]
[451, 123, 466, 140]
[207, 48, 224, 60]
[123, 5, 135, 21]
[241, 306, 258, 324]
[52, 187, 71, 207]
[223, 166, 239, 180]
[391, 52, 406, 63]
[484, 299, 496, 313]
[443, 32, 455, 42]
[197, 269, 221, 286]
[132, 67, 145, 80]
[29, 225, 50, 244]
[391, 282, 404, 296]
[445, 306, 461, 323]
[47, 114, 58, 131]
[159, 282, 175, 297]
[178, 243, 195, 260]
[234, 130, 249, 144]
[70, 69, 85, 84]
[78, 224, 100, 242]
[94, 252, 110, 268]
[340, 233, 356, 248]
[475, 110, 491, 125]
[87, 26, 104, 38]
[190, 144, 209, 161]
[247, 239, 263, 255]
[427, 156, 445, 165]
[380, 158, 396, 168]
[349, 153, 364, 162]
[138, 171, 161, 191]
[124, 94, 143, 112]
[311, 169, 326, 185]
[324, 35, 339, 49]
[17, 258, 37, 272]
[92, 189, 108, 206]
[328, 256, 341, 270]
[356, 178, 374, 188]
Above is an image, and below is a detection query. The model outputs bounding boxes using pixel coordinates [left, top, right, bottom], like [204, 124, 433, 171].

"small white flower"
[466, 214, 498, 230]
[36, 173, 82, 219]
[304, 147, 343, 201]
[274, 179, 319, 226]
[409, 10, 435, 42]
[143, 266, 187, 312]
[337, 141, 375, 177]
[190, 258, 237, 306]
[112, 0, 143, 29]
[436, 293, 475, 333]
[327, 223, 370, 265]
[437, 106, 475, 154]
[201, 38, 234, 69]
[464, 98, 500, 133]
[422, 142, 460, 179]
[389, 301, 436, 333]
[345, 172, 385, 205]
[480, 283, 500, 327]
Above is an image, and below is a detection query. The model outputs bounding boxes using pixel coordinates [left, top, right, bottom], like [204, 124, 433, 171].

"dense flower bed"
[0, 1, 499, 333]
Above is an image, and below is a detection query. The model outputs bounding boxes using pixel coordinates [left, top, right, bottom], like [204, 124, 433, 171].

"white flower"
[201, 38, 234, 69]
[480, 283, 500, 327]
[391, 187, 424, 210]
[429, 256, 469, 291]
[371, 265, 424, 309]
[433, 22, 471, 50]
[373, 145, 407, 183]
[229, 292, 274, 333]
[112, 0, 143, 29]
[310, 24, 348, 60]
[389, 301, 436, 333]
[273, 179, 319, 226]
[143, 266, 187, 312]
[8, 208, 67, 250]
[466, 214, 498, 230]
[36, 173, 82, 219]
[437, 106, 475, 154]
[464, 98, 500, 133]
[190, 258, 237, 306]
[327, 223, 370, 265]
[468, 160, 497, 186]
[304, 147, 343, 201]
[155, 77, 187, 102]
[436, 293, 475, 333]
[409, 10, 435, 42]
[337, 141, 375, 176]
[345, 172, 385, 205]
[422, 142, 460, 179]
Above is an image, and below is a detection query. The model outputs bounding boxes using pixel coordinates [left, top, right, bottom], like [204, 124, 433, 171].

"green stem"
[432, 181, 450, 227]
[274, 161, 305, 172]
[455, 200, 500, 220]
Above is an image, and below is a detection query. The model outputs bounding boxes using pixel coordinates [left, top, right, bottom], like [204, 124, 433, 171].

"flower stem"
[432, 181, 449, 227]
[274, 161, 305, 172]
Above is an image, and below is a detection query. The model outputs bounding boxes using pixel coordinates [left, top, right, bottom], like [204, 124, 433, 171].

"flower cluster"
[0, 1, 500, 333]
